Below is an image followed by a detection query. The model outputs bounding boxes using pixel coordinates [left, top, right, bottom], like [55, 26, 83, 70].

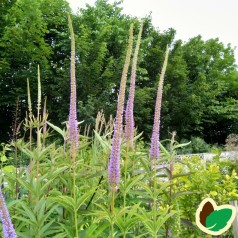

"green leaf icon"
[206, 208, 233, 232]
[196, 198, 237, 236]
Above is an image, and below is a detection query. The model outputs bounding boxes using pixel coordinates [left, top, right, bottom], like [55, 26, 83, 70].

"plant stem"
[153, 163, 157, 237]
[166, 132, 176, 238]
[111, 190, 115, 238]
[14, 142, 18, 200]
[165, 160, 173, 238]
[13, 97, 19, 200]
[73, 156, 78, 237]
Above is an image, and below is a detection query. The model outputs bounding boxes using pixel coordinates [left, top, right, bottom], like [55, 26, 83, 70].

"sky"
[67, 0, 238, 62]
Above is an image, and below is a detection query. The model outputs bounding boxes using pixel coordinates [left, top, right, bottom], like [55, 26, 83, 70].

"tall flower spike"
[37, 65, 41, 120]
[0, 190, 17, 238]
[27, 78, 32, 118]
[108, 24, 134, 190]
[68, 14, 78, 158]
[125, 23, 143, 149]
[150, 46, 169, 162]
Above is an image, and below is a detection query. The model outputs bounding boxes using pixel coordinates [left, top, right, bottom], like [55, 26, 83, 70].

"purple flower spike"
[68, 14, 78, 157]
[150, 46, 169, 160]
[125, 102, 134, 148]
[108, 129, 122, 189]
[108, 25, 134, 190]
[0, 191, 17, 238]
[125, 23, 143, 149]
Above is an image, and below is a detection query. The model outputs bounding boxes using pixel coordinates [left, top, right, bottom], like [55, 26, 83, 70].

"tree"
[0, 0, 237, 145]
[162, 36, 238, 143]
[0, 0, 71, 141]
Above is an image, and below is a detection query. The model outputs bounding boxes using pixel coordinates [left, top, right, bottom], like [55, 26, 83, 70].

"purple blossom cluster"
[108, 25, 134, 189]
[150, 46, 169, 160]
[68, 78, 78, 147]
[68, 14, 79, 156]
[108, 127, 122, 188]
[108, 26, 169, 187]
[125, 24, 143, 149]
[125, 100, 135, 148]
[0, 191, 17, 238]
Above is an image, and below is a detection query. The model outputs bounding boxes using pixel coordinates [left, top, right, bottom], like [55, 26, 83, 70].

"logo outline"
[196, 198, 237, 236]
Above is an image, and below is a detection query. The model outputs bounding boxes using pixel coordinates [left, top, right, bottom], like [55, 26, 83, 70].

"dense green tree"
[0, 0, 71, 140]
[162, 36, 238, 143]
[0, 0, 237, 145]
[186, 37, 237, 143]
[73, 0, 137, 123]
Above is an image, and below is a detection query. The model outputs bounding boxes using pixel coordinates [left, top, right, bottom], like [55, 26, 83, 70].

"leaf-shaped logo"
[196, 198, 236, 236]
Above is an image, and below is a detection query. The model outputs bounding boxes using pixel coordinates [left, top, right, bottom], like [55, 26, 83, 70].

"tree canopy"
[0, 0, 238, 144]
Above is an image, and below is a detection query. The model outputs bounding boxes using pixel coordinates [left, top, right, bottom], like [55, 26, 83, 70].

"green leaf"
[172, 172, 195, 179]
[120, 174, 144, 195]
[0, 155, 7, 162]
[206, 208, 233, 231]
[47, 121, 66, 138]
[172, 191, 200, 200]
[49, 195, 75, 213]
[75, 189, 95, 211]
[133, 132, 143, 142]
[40, 220, 55, 236]
[2, 165, 16, 173]
[14, 201, 37, 224]
[40, 166, 68, 192]
[93, 130, 111, 152]
[80, 222, 109, 238]
[173, 141, 191, 149]
[115, 204, 141, 234]
[159, 142, 170, 158]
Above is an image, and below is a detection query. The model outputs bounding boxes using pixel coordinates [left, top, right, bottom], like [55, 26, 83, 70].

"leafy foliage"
[172, 156, 238, 237]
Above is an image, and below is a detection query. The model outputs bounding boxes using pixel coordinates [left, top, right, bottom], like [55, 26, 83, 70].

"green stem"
[74, 209, 78, 237]
[153, 163, 157, 236]
[15, 142, 18, 200]
[73, 161, 78, 237]
[111, 190, 115, 238]
[111, 222, 114, 238]
[13, 97, 19, 200]
[111, 189, 115, 214]
[166, 134, 175, 238]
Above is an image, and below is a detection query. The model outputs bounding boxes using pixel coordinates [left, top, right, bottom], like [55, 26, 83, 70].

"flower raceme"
[150, 46, 169, 161]
[68, 14, 78, 158]
[125, 23, 143, 150]
[108, 24, 134, 190]
[0, 191, 17, 238]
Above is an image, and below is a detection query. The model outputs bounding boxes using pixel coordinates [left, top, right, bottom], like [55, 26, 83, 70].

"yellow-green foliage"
[172, 155, 238, 236]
